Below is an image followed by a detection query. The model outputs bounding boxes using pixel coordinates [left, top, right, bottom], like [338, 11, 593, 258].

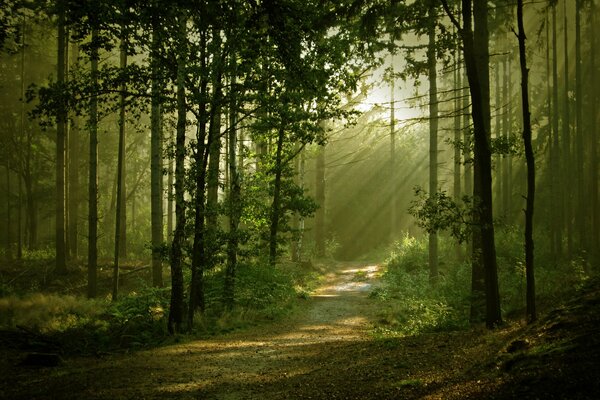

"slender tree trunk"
[5, 163, 12, 260]
[494, 60, 501, 217]
[551, 6, 562, 257]
[112, 35, 127, 301]
[68, 42, 79, 261]
[563, 0, 573, 257]
[428, 1, 438, 283]
[453, 28, 462, 260]
[546, 12, 556, 257]
[517, 0, 536, 323]
[55, 0, 67, 274]
[575, 0, 586, 256]
[315, 141, 326, 258]
[224, 49, 240, 309]
[390, 51, 397, 242]
[502, 57, 510, 219]
[18, 20, 26, 260]
[88, 27, 99, 298]
[590, 0, 599, 264]
[168, 15, 187, 334]
[150, 13, 164, 287]
[167, 137, 174, 243]
[269, 121, 286, 266]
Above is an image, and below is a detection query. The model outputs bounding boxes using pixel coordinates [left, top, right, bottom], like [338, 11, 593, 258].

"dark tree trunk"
[552, 5, 562, 257]
[55, 0, 67, 274]
[87, 27, 99, 299]
[112, 36, 127, 301]
[68, 42, 79, 261]
[315, 142, 326, 258]
[428, 0, 438, 283]
[469, 0, 491, 324]
[150, 12, 164, 287]
[269, 121, 286, 266]
[517, 0, 536, 323]
[168, 15, 187, 335]
[224, 49, 240, 309]
[442, 0, 502, 328]
[590, 0, 599, 264]
[574, 0, 586, 255]
[563, 0, 573, 257]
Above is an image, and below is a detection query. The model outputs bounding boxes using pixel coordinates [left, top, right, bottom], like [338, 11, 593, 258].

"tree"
[150, 1, 163, 287]
[55, 0, 67, 274]
[441, 0, 502, 328]
[427, 0, 438, 283]
[87, 25, 99, 299]
[168, 12, 187, 334]
[516, 0, 536, 323]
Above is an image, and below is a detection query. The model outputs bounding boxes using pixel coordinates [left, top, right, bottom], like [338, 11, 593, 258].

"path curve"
[5, 262, 384, 400]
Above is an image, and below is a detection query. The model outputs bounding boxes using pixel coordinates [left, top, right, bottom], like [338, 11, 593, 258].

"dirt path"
[4, 262, 397, 400]
[5, 263, 599, 399]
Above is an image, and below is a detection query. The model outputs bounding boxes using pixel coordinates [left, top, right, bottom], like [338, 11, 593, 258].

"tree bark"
[552, 5, 562, 257]
[168, 14, 187, 334]
[428, 0, 438, 283]
[87, 27, 99, 299]
[563, 0, 573, 257]
[68, 42, 79, 261]
[150, 12, 163, 287]
[575, 0, 586, 255]
[112, 35, 127, 301]
[517, 0, 536, 323]
[315, 140, 326, 258]
[269, 120, 286, 266]
[55, 0, 67, 274]
[224, 48, 240, 309]
[590, 0, 599, 264]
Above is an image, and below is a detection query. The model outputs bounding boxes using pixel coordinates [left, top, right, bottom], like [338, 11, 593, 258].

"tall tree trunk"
[575, 0, 586, 256]
[5, 163, 12, 260]
[18, 19, 26, 260]
[150, 13, 163, 287]
[269, 121, 286, 266]
[112, 35, 127, 301]
[494, 60, 501, 217]
[551, 5, 562, 257]
[68, 42, 79, 261]
[517, 0, 536, 323]
[315, 139, 326, 258]
[442, 0, 502, 328]
[55, 0, 67, 274]
[167, 137, 174, 243]
[224, 49, 240, 309]
[502, 57, 510, 220]
[168, 14, 187, 334]
[546, 12, 556, 257]
[563, 0, 573, 257]
[390, 51, 397, 242]
[469, 0, 491, 323]
[428, 0, 438, 283]
[590, 0, 599, 264]
[87, 27, 99, 298]
[453, 27, 462, 260]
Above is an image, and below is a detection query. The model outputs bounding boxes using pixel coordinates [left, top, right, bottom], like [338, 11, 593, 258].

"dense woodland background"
[0, 0, 598, 352]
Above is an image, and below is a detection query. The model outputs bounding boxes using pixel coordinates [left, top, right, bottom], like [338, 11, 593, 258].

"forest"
[0, 0, 599, 399]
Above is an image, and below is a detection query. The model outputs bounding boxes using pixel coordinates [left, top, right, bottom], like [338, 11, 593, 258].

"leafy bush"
[375, 227, 591, 337]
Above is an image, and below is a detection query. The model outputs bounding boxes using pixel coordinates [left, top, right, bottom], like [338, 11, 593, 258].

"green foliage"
[409, 187, 473, 243]
[373, 228, 591, 337]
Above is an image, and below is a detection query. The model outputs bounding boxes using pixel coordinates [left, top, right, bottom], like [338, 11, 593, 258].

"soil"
[1, 262, 599, 400]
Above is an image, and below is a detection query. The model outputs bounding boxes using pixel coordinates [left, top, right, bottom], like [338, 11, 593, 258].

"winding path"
[6, 263, 389, 400]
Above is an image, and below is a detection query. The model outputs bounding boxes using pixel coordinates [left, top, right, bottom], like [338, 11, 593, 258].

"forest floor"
[1, 261, 599, 399]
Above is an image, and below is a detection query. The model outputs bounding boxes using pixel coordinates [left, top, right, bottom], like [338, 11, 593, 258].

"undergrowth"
[372, 228, 591, 338]
[0, 259, 317, 354]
